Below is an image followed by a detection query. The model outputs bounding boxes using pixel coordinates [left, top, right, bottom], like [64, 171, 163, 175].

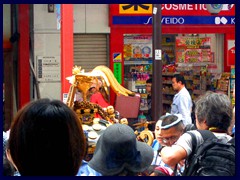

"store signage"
[117, 4, 235, 16]
[227, 40, 235, 66]
[119, 4, 152, 14]
[62, 93, 68, 104]
[113, 63, 122, 84]
[112, 16, 235, 25]
[205, 4, 223, 15]
[155, 50, 162, 60]
[113, 53, 122, 62]
[124, 35, 152, 59]
[36, 56, 61, 82]
[176, 37, 213, 63]
[113, 4, 234, 26]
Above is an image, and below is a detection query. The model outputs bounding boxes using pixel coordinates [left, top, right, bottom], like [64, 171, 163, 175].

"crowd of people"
[3, 74, 235, 176]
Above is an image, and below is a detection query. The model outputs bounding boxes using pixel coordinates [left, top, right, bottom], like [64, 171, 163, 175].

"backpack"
[182, 130, 235, 176]
[184, 124, 197, 132]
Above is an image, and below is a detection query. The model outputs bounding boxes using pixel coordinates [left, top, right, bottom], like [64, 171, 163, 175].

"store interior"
[123, 33, 235, 114]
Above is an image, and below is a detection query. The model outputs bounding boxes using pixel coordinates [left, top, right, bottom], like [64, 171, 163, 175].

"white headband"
[161, 113, 183, 129]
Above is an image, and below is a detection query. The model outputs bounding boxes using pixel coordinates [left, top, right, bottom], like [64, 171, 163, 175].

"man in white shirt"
[171, 74, 192, 126]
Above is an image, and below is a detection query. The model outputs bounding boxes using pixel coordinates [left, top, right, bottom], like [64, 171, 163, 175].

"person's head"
[88, 87, 97, 94]
[90, 78, 103, 91]
[88, 124, 153, 176]
[159, 114, 185, 146]
[146, 78, 152, 94]
[7, 98, 86, 176]
[172, 74, 185, 92]
[195, 91, 232, 132]
[90, 78, 109, 103]
[154, 116, 165, 144]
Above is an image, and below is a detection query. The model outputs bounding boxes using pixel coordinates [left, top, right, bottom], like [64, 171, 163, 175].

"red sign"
[227, 40, 235, 66]
[110, 4, 235, 16]
[176, 37, 212, 63]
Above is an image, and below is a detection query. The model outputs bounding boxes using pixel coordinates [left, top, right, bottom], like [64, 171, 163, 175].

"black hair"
[161, 115, 184, 131]
[8, 98, 86, 176]
[173, 74, 186, 85]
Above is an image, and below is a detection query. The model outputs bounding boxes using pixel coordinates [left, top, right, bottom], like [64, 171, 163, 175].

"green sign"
[113, 63, 122, 84]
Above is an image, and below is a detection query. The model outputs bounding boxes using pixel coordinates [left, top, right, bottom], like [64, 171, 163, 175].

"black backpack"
[184, 124, 197, 132]
[183, 130, 235, 176]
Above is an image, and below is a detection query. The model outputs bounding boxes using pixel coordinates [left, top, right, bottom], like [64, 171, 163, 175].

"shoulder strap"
[196, 129, 217, 141]
[199, 130, 235, 148]
[183, 130, 215, 176]
[182, 131, 197, 176]
[184, 130, 215, 166]
[185, 131, 197, 154]
[184, 124, 197, 132]
[186, 130, 217, 155]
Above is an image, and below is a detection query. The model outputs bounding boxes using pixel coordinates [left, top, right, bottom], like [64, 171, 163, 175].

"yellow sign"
[113, 53, 122, 62]
[119, 4, 152, 14]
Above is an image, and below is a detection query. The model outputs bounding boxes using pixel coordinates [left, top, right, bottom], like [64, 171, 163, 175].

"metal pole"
[152, 4, 163, 123]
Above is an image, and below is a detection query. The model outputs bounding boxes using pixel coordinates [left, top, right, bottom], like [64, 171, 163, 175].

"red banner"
[111, 4, 235, 16]
[227, 40, 235, 66]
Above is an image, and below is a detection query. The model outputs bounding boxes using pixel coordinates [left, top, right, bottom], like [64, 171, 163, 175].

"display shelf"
[139, 93, 148, 111]
[216, 72, 230, 96]
[162, 43, 175, 46]
[162, 36, 176, 64]
[135, 80, 147, 86]
[176, 64, 212, 100]
[162, 80, 172, 84]
[124, 60, 152, 65]
[184, 76, 193, 80]
[162, 72, 174, 76]
[123, 34, 176, 115]
[162, 71, 175, 113]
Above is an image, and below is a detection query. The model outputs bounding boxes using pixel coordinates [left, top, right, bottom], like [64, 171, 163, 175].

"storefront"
[109, 4, 235, 113]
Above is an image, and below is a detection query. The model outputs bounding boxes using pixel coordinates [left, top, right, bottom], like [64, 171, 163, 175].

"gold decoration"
[134, 121, 155, 146]
[72, 65, 81, 75]
[66, 65, 136, 126]
[120, 118, 128, 125]
[74, 101, 110, 125]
